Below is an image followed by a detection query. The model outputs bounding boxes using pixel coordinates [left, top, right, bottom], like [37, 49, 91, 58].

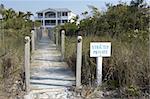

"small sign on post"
[90, 42, 111, 86]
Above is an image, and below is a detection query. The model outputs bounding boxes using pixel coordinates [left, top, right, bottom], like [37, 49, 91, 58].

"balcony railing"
[35, 16, 69, 21]
[45, 23, 56, 26]
[45, 15, 56, 18]
[38, 16, 43, 18]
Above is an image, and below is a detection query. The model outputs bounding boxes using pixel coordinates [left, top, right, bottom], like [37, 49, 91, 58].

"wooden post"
[39, 28, 42, 40]
[37, 28, 40, 41]
[38, 29, 39, 40]
[76, 36, 82, 88]
[61, 30, 65, 61]
[52, 30, 54, 41]
[31, 30, 35, 52]
[97, 57, 103, 85]
[34, 27, 37, 44]
[149, 28, 150, 66]
[56, 29, 58, 47]
[36, 28, 39, 41]
[24, 36, 30, 93]
[52, 30, 55, 41]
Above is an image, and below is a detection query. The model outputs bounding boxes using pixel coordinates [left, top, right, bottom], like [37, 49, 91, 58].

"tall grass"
[0, 29, 28, 97]
[65, 35, 149, 95]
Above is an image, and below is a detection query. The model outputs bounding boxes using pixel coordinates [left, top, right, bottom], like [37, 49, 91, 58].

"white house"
[35, 8, 76, 29]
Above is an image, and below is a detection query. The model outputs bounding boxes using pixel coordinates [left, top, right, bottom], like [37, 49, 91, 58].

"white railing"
[45, 15, 56, 18]
[45, 23, 56, 26]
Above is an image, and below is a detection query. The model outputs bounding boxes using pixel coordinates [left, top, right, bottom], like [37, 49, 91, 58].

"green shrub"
[126, 85, 140, 96]
[65, 35, 149, 94]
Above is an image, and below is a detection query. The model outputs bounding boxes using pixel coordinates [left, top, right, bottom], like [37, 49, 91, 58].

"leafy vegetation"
[0, 0, 149, 98]
[58, 0, 149, 97]
[0, 4, 40, 98]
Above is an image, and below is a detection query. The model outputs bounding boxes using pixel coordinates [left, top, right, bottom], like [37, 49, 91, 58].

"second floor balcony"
[45, 11, 56, 18]
[45, 20, 56, 26]
[36, 11, 69, 19]
[38, 16, 43, 18]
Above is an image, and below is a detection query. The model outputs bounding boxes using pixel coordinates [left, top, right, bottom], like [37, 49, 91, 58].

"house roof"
[36, 8, 71, 13]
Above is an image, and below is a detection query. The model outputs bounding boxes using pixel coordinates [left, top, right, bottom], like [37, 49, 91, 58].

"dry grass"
[0, 30, 25, 98]
[65, 35, 149, 96]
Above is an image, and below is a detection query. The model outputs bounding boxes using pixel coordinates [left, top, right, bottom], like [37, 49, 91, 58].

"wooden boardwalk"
[28, 36, 76, 99]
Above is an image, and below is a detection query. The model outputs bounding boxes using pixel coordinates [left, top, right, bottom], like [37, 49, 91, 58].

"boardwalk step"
[28, 37, 75, 98]
[31, 62, 68, 67]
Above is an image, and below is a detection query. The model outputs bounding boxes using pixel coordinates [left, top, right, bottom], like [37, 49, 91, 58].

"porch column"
[61, 12, 63, 23]
[43, 12, 45, 29]
[56, 12, 58, 26]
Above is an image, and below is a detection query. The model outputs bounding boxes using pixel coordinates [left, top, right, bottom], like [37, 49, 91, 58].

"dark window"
[45, 12, 56, 18]
[58, 20, 61, 24]
[62, 20, 68, 23]
[57, 12, 61, 18]
[45, 20, 56, 25]
[38, 13, 43, 18]
[62, 12, 68, 16]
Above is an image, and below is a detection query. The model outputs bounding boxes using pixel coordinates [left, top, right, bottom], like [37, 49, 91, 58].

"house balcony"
[45, 23, 56, 26]
[34, 16, 43, 20]
[35, 17, 62, 20]
[45, 15, 56, 18]
[45, 24, 56, 28]
[35, 15, 69, 20]
[61, 16, 69, 19]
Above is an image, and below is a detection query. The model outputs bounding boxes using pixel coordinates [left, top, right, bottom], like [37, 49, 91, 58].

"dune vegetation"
[56, 0, 149, 97]
[0, 4, 41, 98]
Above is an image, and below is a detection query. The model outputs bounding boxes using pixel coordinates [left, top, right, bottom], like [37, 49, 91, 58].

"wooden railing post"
[38, 28, 42, 40]
[36, 28, 39, 41]
[24, 36, 30, 93]
[61, 30, 65, 61]
[149, 28, 150, 66]
[34, 27, 37, 44]
[37, 28, 40, 41]
[76, 36, 82, 88]
[31, 30, 35, 52]
[56, 29, 59, 47]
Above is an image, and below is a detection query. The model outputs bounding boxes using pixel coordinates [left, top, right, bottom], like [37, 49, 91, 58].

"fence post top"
[25, 36, 30, 40]
[31, 30, 34, 33]
[77, 36, 82, 39]
[61, 29, 65, 34]
[25, 36, 30, 43]
[77, 36, 82, 43]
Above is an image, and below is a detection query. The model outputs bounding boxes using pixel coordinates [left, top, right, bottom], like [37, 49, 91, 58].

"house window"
[57, 12, 61, 18]
[62, 12, 68, 16]
[38, 13, 43, 18]
[58, 20, 61, 24]
[62, 20, 68, 23]
[45, 12, 56, 18]
[45, 20, 56, 25]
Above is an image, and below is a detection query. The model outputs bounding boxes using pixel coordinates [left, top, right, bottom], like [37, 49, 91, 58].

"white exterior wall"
[35, 8, 76, 29]
[69, 12, 76, 23]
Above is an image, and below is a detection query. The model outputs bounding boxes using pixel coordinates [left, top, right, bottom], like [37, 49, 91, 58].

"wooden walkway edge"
[25, 36, 75, 99]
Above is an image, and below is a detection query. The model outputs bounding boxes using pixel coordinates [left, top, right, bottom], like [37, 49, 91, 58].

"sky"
[0, 0, 149, 18]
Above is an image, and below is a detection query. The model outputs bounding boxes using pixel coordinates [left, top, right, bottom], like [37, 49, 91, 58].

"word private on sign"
[90, 42, 111, 57]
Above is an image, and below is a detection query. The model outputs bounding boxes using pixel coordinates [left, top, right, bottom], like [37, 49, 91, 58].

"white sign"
[90, 42, 111, 86]
[90, 42, 111, 57]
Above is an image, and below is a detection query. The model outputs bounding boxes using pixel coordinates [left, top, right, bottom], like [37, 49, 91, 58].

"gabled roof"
[36, 8, 71, 13]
